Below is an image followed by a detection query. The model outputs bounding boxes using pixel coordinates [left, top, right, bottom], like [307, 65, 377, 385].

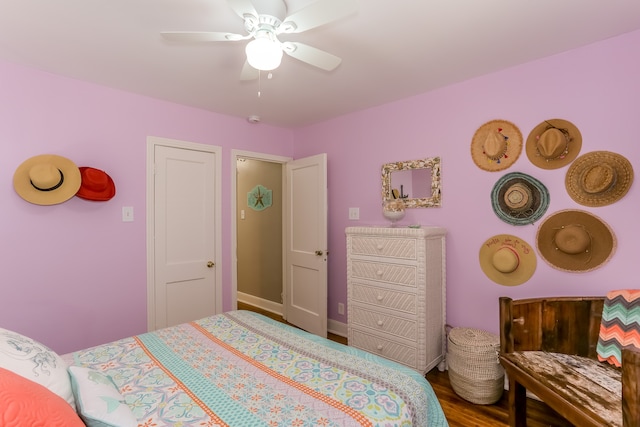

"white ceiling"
[1, 0, 640, 128]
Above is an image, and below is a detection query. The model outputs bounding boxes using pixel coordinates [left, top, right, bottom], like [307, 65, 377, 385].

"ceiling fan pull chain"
[258, 70, 262, 98]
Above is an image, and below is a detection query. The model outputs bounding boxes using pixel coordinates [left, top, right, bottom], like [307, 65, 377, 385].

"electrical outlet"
[338, 303, 345, 315]
[348, 207, 359, 220]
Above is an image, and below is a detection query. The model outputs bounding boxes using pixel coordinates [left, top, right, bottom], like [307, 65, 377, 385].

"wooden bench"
[499, 296, 640, 427]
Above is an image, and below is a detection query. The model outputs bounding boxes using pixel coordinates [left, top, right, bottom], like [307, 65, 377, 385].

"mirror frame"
[381, 156, 441, 208]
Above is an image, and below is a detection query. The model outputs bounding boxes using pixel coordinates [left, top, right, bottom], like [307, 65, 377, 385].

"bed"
[0, 310, 449, 426]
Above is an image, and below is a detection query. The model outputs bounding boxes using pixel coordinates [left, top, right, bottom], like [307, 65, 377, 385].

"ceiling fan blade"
[228, 0, 258, 20]
[282, 42, 342, 71]
[279, 0, 357, 33]
[161, 31, 247, 42]
[240, 61, 259, 81]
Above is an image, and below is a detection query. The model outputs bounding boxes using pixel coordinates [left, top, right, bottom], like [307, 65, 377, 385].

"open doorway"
[231, 150, 291, 316]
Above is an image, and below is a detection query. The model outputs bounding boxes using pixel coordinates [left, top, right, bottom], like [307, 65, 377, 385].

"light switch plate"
[122, 206, 134, 222]
[348, 207, 359, 220]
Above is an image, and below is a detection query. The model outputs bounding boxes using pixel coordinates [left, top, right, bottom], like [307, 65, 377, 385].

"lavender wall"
[0, 61, 293, 354]
[2, 29, 639, 354]
[294, 29, 640, 335]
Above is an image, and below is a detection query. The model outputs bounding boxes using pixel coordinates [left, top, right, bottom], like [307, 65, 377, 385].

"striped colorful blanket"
[597, 289, 640, 367]
[69, 310, 448, 426]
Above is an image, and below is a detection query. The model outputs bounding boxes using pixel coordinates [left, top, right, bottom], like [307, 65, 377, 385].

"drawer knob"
[376, 295, 383, 301]
[377, 320, 383, 327]
[376, 244, 384, 250]
[376, 270, 383, 276]
[376, 344, 383, 351]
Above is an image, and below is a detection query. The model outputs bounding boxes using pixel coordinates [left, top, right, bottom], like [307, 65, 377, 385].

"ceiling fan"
[161, 0, 357, 80]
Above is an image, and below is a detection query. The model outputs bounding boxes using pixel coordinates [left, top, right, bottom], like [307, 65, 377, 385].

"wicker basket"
[447, 327, 504, 404]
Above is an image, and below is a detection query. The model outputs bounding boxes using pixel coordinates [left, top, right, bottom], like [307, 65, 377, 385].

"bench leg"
[508, 376, 527, 427]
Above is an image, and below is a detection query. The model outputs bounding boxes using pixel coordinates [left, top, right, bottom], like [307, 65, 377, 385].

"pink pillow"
[0, 367, 84, 427]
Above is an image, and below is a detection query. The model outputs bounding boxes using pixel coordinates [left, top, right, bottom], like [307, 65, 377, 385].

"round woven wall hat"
[76, 167, 116, 201]
[471, 119, 523, 172]
[536, 209, 616, 273]
[13, 154, 81, 205]
[491, 172, 550, 226]
[526, 119, 582, 169]
[479, 234, 536, 286]
[565, 151, 633, 207]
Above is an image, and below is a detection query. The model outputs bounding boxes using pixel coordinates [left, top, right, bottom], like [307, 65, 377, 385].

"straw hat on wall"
[471, 120, 523, 172]
[526, 119, 582, 169]
[536, 209, 616, 273]
[13, 154, 81, 205]
[565, 151, 633, 207]
[479, 234, 536, 286]
[491, 172, 550, 226]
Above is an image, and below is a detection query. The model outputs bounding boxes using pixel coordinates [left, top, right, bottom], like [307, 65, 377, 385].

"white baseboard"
[237, 292, 347, 338]
[237, 292, 283, 316]
[328, 319, 347, 338]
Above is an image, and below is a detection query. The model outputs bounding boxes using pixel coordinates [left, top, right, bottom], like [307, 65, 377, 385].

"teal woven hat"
[491, 172, 550, 226]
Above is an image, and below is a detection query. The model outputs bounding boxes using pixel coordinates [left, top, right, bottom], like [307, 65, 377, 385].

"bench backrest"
[499, 296, 604, 358]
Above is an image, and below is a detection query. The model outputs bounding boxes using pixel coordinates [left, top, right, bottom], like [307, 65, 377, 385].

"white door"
[284, 153, 328, 337]
[147, 137, 222, 331]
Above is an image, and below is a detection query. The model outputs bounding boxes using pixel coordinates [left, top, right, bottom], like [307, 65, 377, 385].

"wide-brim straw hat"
[479, 234, 536, 286]
[471, 119, 523, 172]
[491, 172, 550, 226]
[526, 119, 582, 169]
[565, 151, 633, 207]
[536, 209, 616, 273]
[76, 167, 116, 201]
[13, 154, 81, 205]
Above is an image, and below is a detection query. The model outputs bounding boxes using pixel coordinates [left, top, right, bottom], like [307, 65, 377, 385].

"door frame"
[146, 136, 223, 332]
[231, 150, 291, 313]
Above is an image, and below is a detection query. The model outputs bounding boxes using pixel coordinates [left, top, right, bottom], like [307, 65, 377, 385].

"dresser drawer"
[351, 283, 417, 314]
[350, 306, 417, 341]
[350, 260, 416, 288]
[349, 329, 417, 369]
[350, 236, 417, 260]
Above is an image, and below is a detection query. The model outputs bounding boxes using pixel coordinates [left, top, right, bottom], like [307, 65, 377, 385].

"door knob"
[207, 261, 215, 268]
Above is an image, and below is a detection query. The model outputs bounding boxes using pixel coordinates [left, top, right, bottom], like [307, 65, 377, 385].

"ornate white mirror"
[381, 157, 441, 208]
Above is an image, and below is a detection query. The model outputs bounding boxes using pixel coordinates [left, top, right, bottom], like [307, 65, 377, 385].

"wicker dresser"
[346, 226, 446, 374]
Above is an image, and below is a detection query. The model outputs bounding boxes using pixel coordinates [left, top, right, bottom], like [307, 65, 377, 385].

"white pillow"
[0, 327, 75, 408]
[68, 366, 137, 427]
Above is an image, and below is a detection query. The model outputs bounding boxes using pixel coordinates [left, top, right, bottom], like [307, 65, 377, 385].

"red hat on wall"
[76, 167, 116, 201]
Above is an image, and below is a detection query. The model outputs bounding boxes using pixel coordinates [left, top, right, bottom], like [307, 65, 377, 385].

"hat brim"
[76, 167, 116, 201]
[526, 119, 582, 169]
[491, 172, 550, 226]
[536, 209, 616, 273]
[13, 154, 81, 205]
[479, 234, 537, 286]
[565, 151, 634, 207]
[471, 119, 523, 172]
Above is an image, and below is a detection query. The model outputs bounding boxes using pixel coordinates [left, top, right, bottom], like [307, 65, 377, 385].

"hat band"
[31, 169, 64, 192]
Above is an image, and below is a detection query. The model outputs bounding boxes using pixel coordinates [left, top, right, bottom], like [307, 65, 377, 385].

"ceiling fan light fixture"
[245, 37, 283, 71]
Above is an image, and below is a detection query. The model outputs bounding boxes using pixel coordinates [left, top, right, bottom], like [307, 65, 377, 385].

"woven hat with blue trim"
[491, 172, 550, 226]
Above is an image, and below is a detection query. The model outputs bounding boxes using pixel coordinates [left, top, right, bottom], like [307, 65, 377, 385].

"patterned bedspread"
[69, 311, 448, 426]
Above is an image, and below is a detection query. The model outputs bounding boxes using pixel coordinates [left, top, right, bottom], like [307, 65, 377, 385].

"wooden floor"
[236, 302, 573, 427]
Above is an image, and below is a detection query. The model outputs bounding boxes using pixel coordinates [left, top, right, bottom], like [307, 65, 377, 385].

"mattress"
[67, 310, 448, 426]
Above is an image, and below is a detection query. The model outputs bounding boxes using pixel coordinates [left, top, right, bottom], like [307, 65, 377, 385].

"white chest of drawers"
[346, 226, 446, 374]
